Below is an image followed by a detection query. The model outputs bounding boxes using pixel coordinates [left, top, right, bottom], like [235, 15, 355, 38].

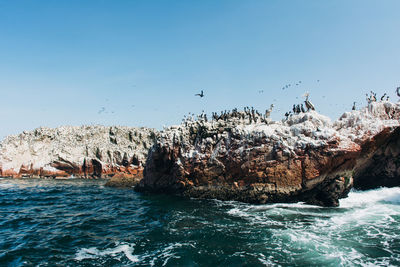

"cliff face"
[137, 102, 400, 207]
[0, 126, 158, 178]
[353, 126, 400, 189]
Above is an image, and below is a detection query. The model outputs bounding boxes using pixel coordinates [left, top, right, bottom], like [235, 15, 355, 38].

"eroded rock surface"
[137, 101, 400, 206]
[0, 126, 158, 178]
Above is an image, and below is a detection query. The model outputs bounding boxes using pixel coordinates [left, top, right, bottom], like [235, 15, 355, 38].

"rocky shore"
[1, 101, 399, 207]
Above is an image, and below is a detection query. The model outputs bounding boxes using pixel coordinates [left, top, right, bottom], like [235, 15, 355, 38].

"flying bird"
[195, 90, 204, 98]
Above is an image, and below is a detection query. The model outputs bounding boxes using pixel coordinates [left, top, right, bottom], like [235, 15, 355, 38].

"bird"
[258, 90, 264, 93]
[381, 93, 387, 101]
[265, 104, 274, 118]
[300, 104, 306, 113]
[366, 93, 371, 104]
[352, 102, 356, 111]
[195, 90, 204, 97]
[304, 92, 315, 111]
[296, 104, 301, 114]
[396, 87, 400, 98]
[370, 91, 377, 102]
[98, 107, 106, 114]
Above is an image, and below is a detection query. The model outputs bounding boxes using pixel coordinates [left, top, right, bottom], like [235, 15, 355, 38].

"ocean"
[0, 178, 399, 266]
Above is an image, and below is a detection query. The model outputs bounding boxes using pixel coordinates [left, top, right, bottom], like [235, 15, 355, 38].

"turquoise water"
[0, 178, 399, 266]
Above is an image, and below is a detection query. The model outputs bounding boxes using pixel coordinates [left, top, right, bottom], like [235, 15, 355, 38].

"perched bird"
[265, 104, 274, 118]
[370, 91, 377, 102]
[296, 104, 301, 114]
[195, 90, 204, 97]
[352, 102, 356, 111]
[381, 93, 387, 101]
[397, 87, 400, 98]
[366, 93, 371, 104]
[304, 92, 315, 111]
[300, 104, 306, 113]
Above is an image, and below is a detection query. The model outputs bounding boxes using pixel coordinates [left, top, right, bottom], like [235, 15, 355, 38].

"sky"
[0, 0, 400, 139]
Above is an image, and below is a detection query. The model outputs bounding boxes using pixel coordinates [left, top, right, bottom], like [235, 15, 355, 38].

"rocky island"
[137, 101, 400, 206]
[1, 101, 399, 206]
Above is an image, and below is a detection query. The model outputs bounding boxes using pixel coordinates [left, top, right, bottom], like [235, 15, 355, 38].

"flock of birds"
[283, 92, 315, 119]
[191, 86, 400, 125]
[181, 104, 275, 126]
[97, 84, 400, 124]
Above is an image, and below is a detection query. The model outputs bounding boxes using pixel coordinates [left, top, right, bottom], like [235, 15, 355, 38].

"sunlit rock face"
[0, 126, 158, 179]
[138, 101, 400, 207]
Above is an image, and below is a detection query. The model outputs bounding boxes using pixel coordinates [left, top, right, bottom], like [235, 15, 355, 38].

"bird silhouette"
[195, 90, 204, 97]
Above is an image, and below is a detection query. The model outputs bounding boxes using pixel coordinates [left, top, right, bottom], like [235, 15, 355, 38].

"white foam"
[0, 182, 14, 189]
[340, 187, 400, 208]
[75, 243, 139, 263]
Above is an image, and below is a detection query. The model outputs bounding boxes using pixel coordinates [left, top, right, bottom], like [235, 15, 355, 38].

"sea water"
[0, 178, 399, 266]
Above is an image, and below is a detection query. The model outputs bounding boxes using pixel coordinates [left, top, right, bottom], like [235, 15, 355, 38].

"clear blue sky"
[1, 0, 400, 139]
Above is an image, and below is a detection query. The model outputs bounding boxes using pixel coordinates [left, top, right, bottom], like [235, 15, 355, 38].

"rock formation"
[0, 126, 158, 178]
[1, 101, 399, 207]
[137, 101, 400, 207]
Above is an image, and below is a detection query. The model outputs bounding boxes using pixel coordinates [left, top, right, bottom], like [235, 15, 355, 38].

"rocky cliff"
[137, 101, 400, 207]
[0, 126, 158, 178]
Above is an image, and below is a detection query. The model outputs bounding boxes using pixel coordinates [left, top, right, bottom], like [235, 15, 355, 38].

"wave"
[340, 187, 400, 208]
[75, 242, 194, 265]
[75, 243, 138, 263]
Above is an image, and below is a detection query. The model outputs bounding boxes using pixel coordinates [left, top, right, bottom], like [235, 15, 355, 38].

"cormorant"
[397, 87, 400, 98]
[296, 104, 301, 114]
[352, 102, 356, 111]
[370, 91, 377, 102]
[300, 104, 306, 113]
[381, 93, 387, 101]
[195, 90, 204, 97]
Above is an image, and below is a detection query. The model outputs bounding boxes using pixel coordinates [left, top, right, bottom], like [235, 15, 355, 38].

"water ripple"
[0, 178, 400, 266]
